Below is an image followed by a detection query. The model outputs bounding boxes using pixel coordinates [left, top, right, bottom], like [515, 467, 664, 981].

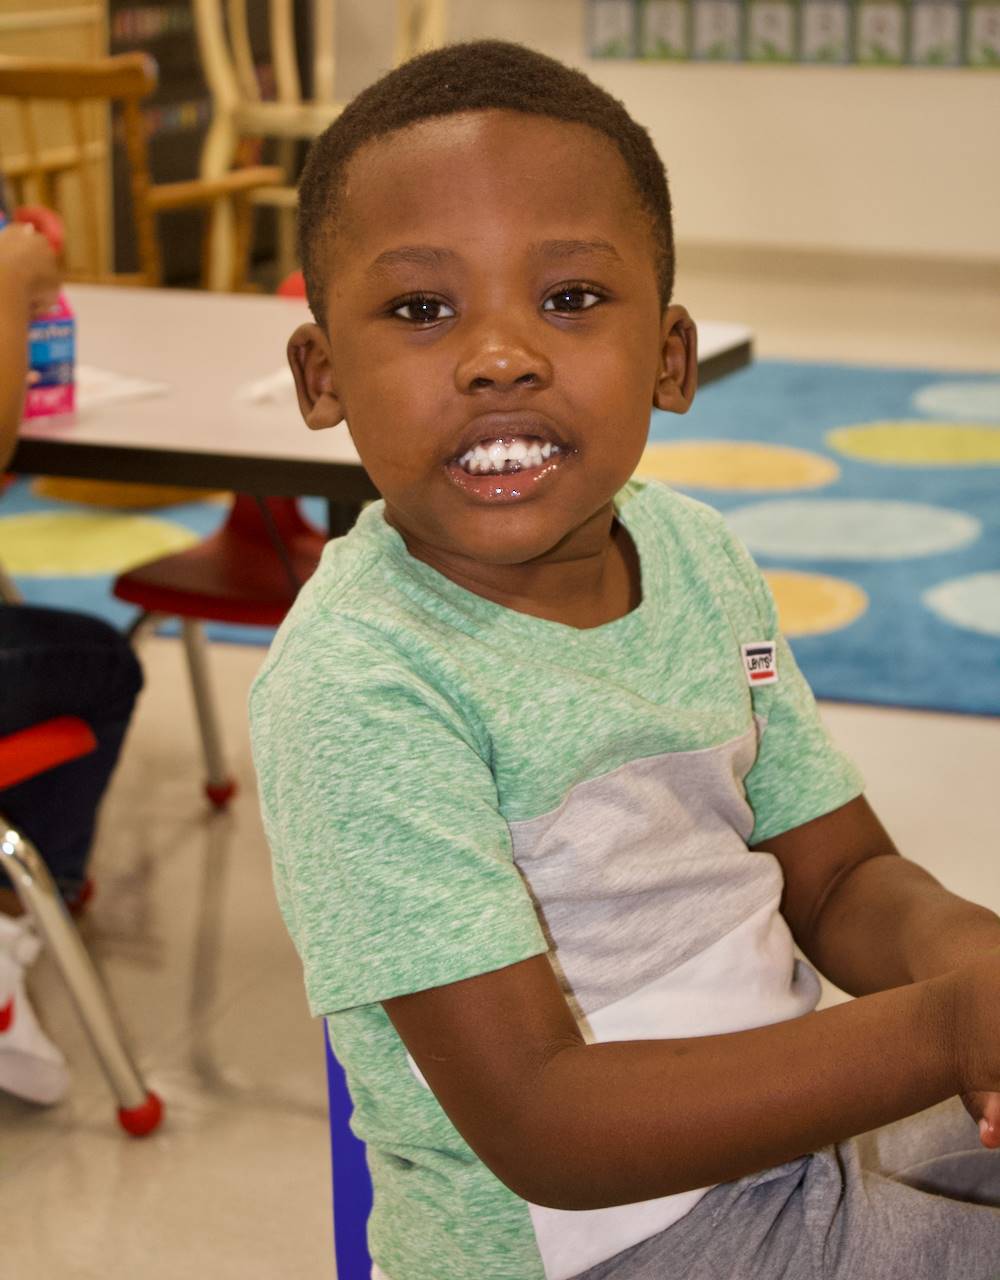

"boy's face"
[290, 109, 695, 592]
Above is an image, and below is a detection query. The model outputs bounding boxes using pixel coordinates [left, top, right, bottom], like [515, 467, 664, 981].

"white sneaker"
[0, 912, 70, 1105]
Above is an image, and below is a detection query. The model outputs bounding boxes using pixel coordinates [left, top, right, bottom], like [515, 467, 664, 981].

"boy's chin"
[443, 520, 608, 573]
[387, 494, 620, 576]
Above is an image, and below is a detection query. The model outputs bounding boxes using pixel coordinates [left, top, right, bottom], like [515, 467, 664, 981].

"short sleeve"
[250, 624, 547, 1016]
[715, 521, 865, 845]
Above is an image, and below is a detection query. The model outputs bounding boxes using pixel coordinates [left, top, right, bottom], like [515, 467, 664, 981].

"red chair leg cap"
[204, 779, 237, 809]
[67, 876, 95, 918]
[118, 1091, 164, 1137]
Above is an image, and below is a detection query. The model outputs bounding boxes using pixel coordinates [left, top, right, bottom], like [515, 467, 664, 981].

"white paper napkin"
[236, 366, 296, 404]
[76, 364, 169, 410]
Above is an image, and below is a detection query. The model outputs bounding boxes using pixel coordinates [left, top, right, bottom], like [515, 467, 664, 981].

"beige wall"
[589, 60, 1000, 263]
[336, 0, 1000, 264]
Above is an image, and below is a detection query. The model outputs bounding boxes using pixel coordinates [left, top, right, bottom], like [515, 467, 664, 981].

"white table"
[14, 285, 753, 525]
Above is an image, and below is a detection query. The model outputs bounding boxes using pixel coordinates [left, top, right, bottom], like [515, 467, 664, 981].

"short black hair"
[297, 39, 674, 321]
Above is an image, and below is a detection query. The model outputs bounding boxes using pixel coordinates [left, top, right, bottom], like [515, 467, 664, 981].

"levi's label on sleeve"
[742, 640, 778, 685]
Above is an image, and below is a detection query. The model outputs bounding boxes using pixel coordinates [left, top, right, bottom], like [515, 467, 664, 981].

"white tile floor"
[3, 257, 999, 1279]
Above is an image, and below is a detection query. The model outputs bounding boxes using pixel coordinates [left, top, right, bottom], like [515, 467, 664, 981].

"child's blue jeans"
[0, 604, 143, 898]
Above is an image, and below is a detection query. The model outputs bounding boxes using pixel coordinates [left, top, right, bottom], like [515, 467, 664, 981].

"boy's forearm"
[514, 976, 957, 1211]
[802, 853, 1000, 995]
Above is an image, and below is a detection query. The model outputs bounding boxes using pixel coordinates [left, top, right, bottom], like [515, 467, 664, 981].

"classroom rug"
[2, 359, 999, 716]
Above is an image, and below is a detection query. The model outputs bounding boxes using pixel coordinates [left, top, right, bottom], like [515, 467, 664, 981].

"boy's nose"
[455, 333, 553, 394]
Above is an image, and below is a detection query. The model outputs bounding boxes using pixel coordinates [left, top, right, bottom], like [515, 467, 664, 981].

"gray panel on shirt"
[508, 724, 784, 1020]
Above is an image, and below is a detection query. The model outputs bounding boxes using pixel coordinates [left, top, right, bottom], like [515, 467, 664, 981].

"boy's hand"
[962, 1090, 1000, 1148]
[0, 223, 60, 318]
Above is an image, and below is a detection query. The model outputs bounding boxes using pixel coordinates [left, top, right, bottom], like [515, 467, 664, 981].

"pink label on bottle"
[24, 381, 75, 419]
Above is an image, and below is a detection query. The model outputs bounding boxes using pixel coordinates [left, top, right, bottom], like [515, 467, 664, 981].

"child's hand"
[961, 1091, 1000, 1148]
[0, 223, 61, 318]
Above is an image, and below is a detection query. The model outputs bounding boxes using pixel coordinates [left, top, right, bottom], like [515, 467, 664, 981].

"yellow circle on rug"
[637, 441, 840, 490]
[762, 570, 869, 637]
[0, 512, 199, 577]
[827, 422, 1000, 466]
[31, 477, 228, 508]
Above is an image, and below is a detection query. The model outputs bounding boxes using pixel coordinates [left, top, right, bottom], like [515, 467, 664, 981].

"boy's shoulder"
[252, 501, 421, 691]
[623, 478, 774, 630]
[621, 475, 728, 526]
[620, 477, 750, 562]
[250, 497, 498, 733]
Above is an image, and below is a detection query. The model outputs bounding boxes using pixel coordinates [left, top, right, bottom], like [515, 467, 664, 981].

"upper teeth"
[457, 437, 558, 474]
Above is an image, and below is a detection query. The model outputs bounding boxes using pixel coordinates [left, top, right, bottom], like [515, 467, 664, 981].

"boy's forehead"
[333, 110, 649, 260]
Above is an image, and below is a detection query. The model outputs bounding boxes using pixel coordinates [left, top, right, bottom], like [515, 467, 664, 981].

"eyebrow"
[528, 238, 625, 264]
[367, 245, 459, 275]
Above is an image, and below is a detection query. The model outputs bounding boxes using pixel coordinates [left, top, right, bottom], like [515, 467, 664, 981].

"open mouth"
[455, 435, 562, 475]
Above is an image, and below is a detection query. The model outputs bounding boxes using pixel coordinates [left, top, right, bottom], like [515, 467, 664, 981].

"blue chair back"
[325, 1023, 374, 1278]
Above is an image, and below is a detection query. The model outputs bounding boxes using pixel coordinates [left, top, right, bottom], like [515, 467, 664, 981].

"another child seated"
[0, 218, 143, 1106]
[250, 41, 1000, 1280]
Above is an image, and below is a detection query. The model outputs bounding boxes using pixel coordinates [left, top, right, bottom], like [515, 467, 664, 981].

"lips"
[439, 410, 574, 503]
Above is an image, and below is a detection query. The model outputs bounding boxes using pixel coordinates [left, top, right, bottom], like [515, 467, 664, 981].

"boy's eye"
[392, 295, 455, 324]
[542, 286, 604, 314]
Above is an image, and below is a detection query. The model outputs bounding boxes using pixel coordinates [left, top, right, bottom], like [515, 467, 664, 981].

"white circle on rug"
[923, 572, 1000, 638]
[0, 511, 199, 577]
[912, 380, 1000, 422]
[725, 499, 981, 561]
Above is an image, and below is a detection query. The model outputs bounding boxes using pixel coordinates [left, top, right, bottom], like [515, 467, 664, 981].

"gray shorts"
[577, 1100, 1000, 1280]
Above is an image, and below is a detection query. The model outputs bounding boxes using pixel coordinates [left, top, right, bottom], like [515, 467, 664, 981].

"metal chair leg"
[126, 609, 164, 645]
[180, 619, 237, 808]
[0, 817, 163, 1135]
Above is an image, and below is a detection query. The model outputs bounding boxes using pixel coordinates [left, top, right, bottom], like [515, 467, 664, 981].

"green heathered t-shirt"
[249, 479, 863, 1280]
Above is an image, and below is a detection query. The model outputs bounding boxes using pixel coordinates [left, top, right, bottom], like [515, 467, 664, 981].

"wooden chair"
[0, 52, 283, 290]
[192, 0, 447, 288]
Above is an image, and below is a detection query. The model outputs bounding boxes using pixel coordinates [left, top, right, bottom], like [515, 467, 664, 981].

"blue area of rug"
[3, 359, 999, 715]
[649, 362, 1000, 716]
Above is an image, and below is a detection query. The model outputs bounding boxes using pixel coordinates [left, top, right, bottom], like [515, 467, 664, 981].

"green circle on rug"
[726, 499, 980, 561]
[0, 512, 199, 576]
[923, 572, 1000, 638]
[828, 422, 1000, 465]
[912, 380, 1000, 422]
[638, 440, 839, 490]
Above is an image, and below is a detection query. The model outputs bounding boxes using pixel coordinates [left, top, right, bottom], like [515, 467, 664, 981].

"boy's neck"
[389, 508, 642, 630]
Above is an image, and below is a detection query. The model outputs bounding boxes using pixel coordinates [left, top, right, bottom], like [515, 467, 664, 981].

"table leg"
[326, 501, 362, 539]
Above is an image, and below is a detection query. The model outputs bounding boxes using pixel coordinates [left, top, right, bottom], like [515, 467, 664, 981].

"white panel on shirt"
[526, 898, 820, 1279]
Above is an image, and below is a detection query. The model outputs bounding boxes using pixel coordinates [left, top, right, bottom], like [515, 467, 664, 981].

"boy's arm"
[759, 794, 1000, 993]
[761, 793, 1000, 1144]
[384, 939, 998, 1212]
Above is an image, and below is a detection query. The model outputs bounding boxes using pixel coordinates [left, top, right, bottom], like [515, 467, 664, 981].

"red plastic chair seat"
[0, 717, 97, 790]
[113, 496, 326, 627]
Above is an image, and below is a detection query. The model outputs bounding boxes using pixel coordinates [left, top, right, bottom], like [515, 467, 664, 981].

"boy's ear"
[653, 305, 697, 415]
[287, 323, 345, 430]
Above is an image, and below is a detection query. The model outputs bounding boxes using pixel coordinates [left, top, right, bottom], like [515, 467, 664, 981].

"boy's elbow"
[466, 1094, 631, 1211]
[484, 1149, 604, 1211]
